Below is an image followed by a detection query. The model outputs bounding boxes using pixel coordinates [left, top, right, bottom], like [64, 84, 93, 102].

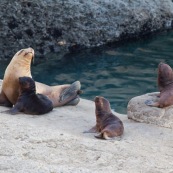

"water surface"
[1, 31, 173, 114]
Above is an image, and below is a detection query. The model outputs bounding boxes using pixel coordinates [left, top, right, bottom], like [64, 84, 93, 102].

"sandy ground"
[0, 98, 173, 173]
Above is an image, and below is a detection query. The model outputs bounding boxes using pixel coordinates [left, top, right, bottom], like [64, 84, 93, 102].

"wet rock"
[127, 92, 173, 129]
[0, 0, 173, 59]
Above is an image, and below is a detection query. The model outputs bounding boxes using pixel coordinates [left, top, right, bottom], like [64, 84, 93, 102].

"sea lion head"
[19, 76, 35, 93]
[94, 96, 111, 114]
[158, 62, 173, 91]
[13, 47, 34, 65]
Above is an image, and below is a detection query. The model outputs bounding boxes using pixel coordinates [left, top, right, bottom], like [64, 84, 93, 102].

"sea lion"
[0, 48, 82, 107]
[5, 76, 53, 115]
[145, 62, 173, 108]
[84, 96, 124, 140]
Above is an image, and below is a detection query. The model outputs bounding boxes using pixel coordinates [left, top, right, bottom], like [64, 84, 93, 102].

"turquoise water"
[1, 30, 173, 114]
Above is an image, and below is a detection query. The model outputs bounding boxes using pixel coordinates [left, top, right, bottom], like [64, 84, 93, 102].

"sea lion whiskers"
[24, 51, 34, 63]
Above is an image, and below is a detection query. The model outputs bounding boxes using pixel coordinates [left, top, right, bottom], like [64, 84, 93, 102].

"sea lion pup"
[145, 62, 173, 108]
[5, 77, 53, 115]
[84, 96, 124, 140]
[0, 48, 82, 107]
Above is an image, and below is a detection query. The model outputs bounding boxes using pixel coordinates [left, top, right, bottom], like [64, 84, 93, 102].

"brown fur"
[146, 62, 173, 108]
[0, 48, 81, 107]
[84, 96, 124, 140]
[5, 77, 53, 115]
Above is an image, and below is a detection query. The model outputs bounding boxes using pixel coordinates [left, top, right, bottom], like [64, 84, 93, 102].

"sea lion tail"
[95, 131, 122, 140]
[103, 132, 112, 140]
[94, 132, 111, 140]
[59, 81, 82, 106]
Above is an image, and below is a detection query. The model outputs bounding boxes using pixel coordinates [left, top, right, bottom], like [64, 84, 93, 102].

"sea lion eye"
[24, 51, 33, 57]
[18, 49, 24, 55]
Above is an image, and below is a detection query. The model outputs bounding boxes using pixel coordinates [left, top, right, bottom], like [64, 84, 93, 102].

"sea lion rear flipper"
[94, 133, 104, 139]
[145, 100, 159, 107]
[65, 96, 80, 106]
[59, 81, 82, 106]
[95, 132, 122, 140]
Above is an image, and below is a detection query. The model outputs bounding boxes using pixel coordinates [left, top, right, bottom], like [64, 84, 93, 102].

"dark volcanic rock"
[0, 0, 173, 59]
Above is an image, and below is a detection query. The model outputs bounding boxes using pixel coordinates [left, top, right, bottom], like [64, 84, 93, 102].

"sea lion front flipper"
[1, 107, 19, 115]
[59, 81, 82, 106]
[83, 125, 99, 133]
[145, 100, 160, 107]
[3, 102, 23, 115]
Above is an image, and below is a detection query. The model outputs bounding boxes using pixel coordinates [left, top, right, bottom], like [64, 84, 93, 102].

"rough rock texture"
[0, 98, 173, 172]
[0, 0, 173, 59]
[127, 92, 173, 129]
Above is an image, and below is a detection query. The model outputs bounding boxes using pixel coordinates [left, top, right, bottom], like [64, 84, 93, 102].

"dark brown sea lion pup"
[145, 62, 173, 108]
[0, 48, 82, 107]
[5, 77, 53, 115]
[84, 96, 124, 140]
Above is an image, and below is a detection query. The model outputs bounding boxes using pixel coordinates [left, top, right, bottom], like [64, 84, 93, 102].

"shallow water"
[1, 30, 173, 114]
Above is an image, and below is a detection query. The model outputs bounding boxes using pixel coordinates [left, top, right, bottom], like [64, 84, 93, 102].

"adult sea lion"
[0, 48, 81, 107]
[5, 77, 53, 115]
[145, 62, 173, 108]
[84, 96, 124, 140]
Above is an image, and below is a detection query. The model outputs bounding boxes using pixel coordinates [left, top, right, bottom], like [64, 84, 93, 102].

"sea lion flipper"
[94, 133, 103, 139]
[83, 125, 99, 133]
[1, 107, 19, 115]
[59, 81, 82, 105]
[65, 96, 80, 106]
[145, 100, 159, 107]
[95, 132, 122, 140]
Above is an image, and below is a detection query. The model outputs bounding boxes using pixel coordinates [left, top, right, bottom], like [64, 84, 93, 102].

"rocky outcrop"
[0, 0, 173, 59]
[127, 92, 173, 129]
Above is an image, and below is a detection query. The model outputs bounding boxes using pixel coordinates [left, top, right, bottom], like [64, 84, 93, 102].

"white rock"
[127, 92, 173, 129]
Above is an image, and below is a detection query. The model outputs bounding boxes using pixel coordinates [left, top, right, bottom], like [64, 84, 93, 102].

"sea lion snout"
[158, 62, 165, 67]
[94, 96, 111, 112]
[17, 47, 34, 56]
[16, 48, 35, 63]
[158, 62, 173, 87]
[24, 47, 34, 57]
[94, 96, 104, 106]
[19, 76, 30, 84]
[19, 76, 35, 90]
[94, 96, 101, 102]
